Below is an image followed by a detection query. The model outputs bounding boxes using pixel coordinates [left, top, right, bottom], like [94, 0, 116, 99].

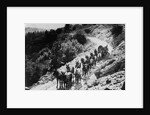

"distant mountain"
[25, 27, 47, 34]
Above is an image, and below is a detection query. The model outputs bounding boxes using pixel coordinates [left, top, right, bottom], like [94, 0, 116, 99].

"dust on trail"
[30, 37, 113, 90]
[87, 37, 113, 54]
[30, 79, 57, 90]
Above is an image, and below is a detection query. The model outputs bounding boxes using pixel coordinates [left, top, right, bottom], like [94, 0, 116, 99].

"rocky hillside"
[26, 24, 125, 90]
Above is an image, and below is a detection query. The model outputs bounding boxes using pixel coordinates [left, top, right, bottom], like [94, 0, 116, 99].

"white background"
[7, 7, 143, 108]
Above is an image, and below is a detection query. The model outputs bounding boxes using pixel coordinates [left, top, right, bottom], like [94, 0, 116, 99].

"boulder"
[87, 74, 97, 87]
[80, 85, 88, 90]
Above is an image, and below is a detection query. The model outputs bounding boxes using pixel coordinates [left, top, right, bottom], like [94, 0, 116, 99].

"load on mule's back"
[80, 57, 89, 77]
[74, 69, 81, 84]
[75, 61, 81, 69]
[97, 45, 109, 60]
[71, 67, 75, 83]
[89, 52, 95, 68]
[66, 64, 71, 72]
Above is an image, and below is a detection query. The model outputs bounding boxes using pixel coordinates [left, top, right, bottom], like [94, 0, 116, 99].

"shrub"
[82, 24, 88, 26]
[64, 24, 72, 33]
[61, 39, 83, 62]
[73, 32, 87, 45]
[72, 24, 82, 31]
[57, 33, 71, 41]
[72, 26, 76, 31]
[56, 28, 63, 34]
[25, 61, 39, 87]
[25, 58, 49, 87]
[50, 37, 83, 69]
[36, 48, 51, 63]
[111, 24, 123, 37]
[84, 28, 91, 34]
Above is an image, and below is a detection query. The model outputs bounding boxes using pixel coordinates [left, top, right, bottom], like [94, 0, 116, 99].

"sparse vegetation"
[25, 59, 47, 87]
[73, 31, 87, 45]
[111, 24, 123, 37]
[84, 28, 91, 34]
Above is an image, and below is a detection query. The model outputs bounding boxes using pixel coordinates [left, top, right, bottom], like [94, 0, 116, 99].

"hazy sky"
[25, 23, 65, 30]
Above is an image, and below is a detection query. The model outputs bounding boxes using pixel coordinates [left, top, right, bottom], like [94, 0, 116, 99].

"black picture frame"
[1, 0, 149, 113]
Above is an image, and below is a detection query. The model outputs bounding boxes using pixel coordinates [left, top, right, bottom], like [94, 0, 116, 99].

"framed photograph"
[2, 0, 147, 111]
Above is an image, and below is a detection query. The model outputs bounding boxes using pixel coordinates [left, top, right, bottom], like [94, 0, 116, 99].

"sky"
[25, 23, 65, 30]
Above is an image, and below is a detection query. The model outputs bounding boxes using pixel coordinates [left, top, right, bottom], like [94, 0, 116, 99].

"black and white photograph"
[6, 6, 143, 108]
[25, 24, 125, 90]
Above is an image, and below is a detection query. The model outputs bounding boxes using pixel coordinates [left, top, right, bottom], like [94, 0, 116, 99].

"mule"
[53, 70, 61, 89]
[65, 72, 73, 90]
[82, 64, 89, 78]
[75, 69, 81, 84]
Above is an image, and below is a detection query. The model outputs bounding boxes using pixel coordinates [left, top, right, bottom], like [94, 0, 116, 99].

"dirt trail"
[59, 37, 113, 72]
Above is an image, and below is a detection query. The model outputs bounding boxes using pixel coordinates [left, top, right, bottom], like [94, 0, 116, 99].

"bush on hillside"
[82, 24, 88, 26]
[73, 32, 87, 45]
[84, 28, 91, 34]
[64, 24, 72, 33]
[57, 33, 72, 41]
[36, 48, 52, 63]
[61, 39, 83, 63]
[111, 24, 123, 37]
[25, 57, 50, 87]
[56, 28, 63, 34]
[72, 24, 82, 31]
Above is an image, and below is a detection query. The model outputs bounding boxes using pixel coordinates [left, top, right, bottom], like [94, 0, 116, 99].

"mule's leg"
[76, 78, 78, 84]
[72, 75, 73, 84]
[59, 80, 61, 89]
[73, 75, 75, 84]
[64, 82, 66, 89]
[61, 81, 63, 89]
[56, 78, 58, 89]
[64, 81, 66, 89]
[63, 81, 65, 90]
[61, 80, 64, 89]
[68, 81, 70, 89]
[66, 82, 67, 89]
[70, 77, 72, 88]
[57, 79, 60, 89]
[65, 81, 67, 89]
[66, 82, 68, 89]
[69, 80, 71, 89]
[87, 66, 89, 75]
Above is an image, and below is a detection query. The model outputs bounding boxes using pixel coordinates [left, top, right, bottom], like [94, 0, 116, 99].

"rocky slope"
[29, 24, 125, 90]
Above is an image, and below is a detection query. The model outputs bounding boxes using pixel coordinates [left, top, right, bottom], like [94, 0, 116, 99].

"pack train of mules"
[54, 45, 109, 90]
